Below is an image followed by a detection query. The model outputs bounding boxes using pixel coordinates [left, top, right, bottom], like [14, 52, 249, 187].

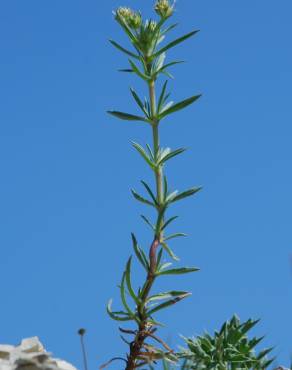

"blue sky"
[0, 0, 291, 368]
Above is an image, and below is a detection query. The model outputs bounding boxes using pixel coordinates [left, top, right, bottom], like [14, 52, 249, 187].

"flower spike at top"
[115, 7, 142, 30]
[154, 0, 174, 19]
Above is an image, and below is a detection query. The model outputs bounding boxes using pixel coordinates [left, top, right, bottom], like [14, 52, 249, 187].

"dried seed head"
[115, 7, 142, 29]
[154, 0, 174, 19]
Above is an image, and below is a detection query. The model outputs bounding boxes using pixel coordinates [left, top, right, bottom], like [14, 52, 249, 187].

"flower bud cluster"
[148, 20, 158, 33]
[115, 7, 142, 29]
[137, 20, 158, 55]
[154, 0, 174, 19]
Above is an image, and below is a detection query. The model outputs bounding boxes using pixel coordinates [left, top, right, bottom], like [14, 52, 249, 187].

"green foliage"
[158, 94, 201, 119]
[107, 110, 148, 123]
[179, 315, 274, 370]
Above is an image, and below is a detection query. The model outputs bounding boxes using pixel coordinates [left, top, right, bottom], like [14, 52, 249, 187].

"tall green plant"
[106, 1, 201, 369]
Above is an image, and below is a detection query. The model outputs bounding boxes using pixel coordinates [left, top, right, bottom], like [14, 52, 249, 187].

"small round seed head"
[154, 0, 174, 19]
[78, 328, 86, 336]
[115, 7, 142, 29]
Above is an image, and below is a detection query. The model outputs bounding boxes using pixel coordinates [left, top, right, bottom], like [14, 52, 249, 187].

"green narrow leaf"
[161, 216, 178, 231]
[163, 175, 168, 201]
[144, 98, 151, 117]
[165, 190, 179, 203]
[129, 59, 150, 81]
[132, 142, 155, 170]
[130, 88, 148, 116]
[131, 233, 149, 271]
[158, 80, 168, 113]
[125, 257, 140, 306]
[156, 34, 165, 47]
[158, 147, 186, 165]
[109, 39, 139, 59]
[161, 241, 179, 261]
[146, 143, 154, 161]
[107, 110, 148, 122]
[161, 23, 178, 36]
[163, 93, 171, 105]
[156, 61, 185, 76]
[262, 357, 276, 368]
[120, 272, 138, 322]
[157, 267, 200, 276]
[147, 293, 191, 315]
[106, 300, 133, 322]
[164, 233, 187, 241]
[148, 290, 189, 303]
[141, 180, 158, 206]
[241, 318, 260, 334]
[156, 247, 163, 268]
[159, 262, 172, 271]
[257, 348, 274, 360]
[158, 147, 171, 161]
[118, 68, 133, 73]
[161, 70, 174, 79]
[171, 187, 202, 203]
[159, 94, 202, 119]
[154, 30, 200, 58]
[153, 53, 166, 73]
[249, 336, 265, 350]
[141, 215, 155, 230]
[131, 189, 156, 207]
[160, 101, 174, 114]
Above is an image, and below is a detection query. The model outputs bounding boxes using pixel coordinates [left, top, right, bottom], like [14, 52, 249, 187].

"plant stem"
[80, 333, 88, 370]
[150, 81, 164, 209]
[125, 79, 164, 369]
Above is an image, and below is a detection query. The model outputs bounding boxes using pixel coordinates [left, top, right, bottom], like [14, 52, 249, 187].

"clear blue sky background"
[0, 0, 291, 368]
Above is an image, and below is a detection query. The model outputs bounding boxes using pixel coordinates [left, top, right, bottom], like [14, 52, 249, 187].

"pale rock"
[0, 358, 11, 370]
[0, 338, 77, 370]
[0, 345, 14, 360]
[18, 338, 44, 354]
[54, 360, 76, 370]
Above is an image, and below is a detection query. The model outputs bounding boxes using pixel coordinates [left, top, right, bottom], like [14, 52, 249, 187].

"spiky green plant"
[105, 1, 201, 369]
[179, 315, 274, 370]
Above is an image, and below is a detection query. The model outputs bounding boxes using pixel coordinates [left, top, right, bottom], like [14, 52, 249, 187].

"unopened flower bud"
[148, 20, 157, 32]
[115, 7, 142, 29]
[154, 0, 174, 19]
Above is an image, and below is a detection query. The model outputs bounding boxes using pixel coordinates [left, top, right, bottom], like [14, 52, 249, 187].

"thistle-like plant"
[106, 1, 201, 368]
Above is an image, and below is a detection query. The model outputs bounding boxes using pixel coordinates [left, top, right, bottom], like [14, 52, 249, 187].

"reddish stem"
[125, 238, 160, 370]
